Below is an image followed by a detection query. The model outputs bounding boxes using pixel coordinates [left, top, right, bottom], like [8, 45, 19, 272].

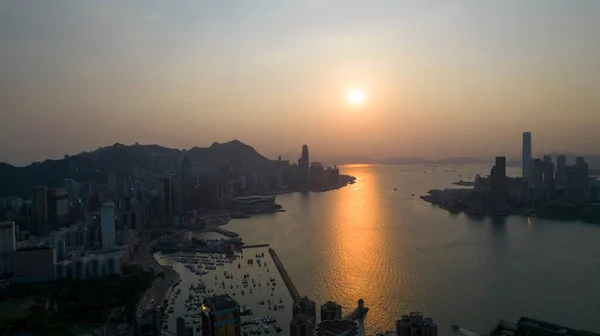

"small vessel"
[451, 324, 460, 331]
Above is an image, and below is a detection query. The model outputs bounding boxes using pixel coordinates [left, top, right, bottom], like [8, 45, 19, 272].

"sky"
[1, 0, 599, 166]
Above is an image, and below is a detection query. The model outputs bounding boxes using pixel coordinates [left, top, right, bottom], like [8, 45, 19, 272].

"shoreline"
[422, 196, 597, 223]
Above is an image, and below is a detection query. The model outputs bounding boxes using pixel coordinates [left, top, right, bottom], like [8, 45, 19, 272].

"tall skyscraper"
[108, 172, 117, 197]
[298, 145, 310, 190]
[490, 157, 507, 207]
[180, 150, 195, 189]
[101, 202, 116, 251]
[176, 317, 192, 336]
[522, 132, 532, 182]
[556, 155, 567, 185]
[320, 301, 342, 322]
[32, 186, 48, 236]
[163, 177, 175, 217]
[201, 294, 241, 336]
[0, 222, 16, 274]
[543, 155, 555, 188]
[533, 159, 544, 188]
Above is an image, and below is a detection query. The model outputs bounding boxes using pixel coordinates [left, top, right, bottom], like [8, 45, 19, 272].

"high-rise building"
[31, 186, 48, 236]
[108, 173, 117, 198]
[543, 155, 555, 188]
[47, 188, 69, 227]
[396, 312, 438, 336]
[163, 177, 175, 217]
[298, 145, 310, 190]
[181, 151, 195, 189]
[316, 319, 359, 336]
[63, 178, 80, 202]
[0, 222, 16, 274]
[201, 294, 241, 336]
[490, 157, 507, 207]
[320, 301, 342, 322]
[556, 155, 567, 185]
[522, 132, 532, 182]
[101, 202, 116, 251]
[533, 159, 544, 188]
[294, 297, 316, 322]
[290, 314, 315, 336]
[177, 316, 192, 336]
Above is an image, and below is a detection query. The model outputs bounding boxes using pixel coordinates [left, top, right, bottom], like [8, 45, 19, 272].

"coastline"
[421, 195, 598, 223]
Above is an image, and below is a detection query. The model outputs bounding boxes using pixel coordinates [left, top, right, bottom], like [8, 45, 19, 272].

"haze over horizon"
[1, 1, 599, 166]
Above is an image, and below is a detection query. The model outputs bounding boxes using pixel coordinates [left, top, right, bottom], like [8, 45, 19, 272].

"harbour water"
[207, 164, 600, 335]
[157, 247, 294, 335]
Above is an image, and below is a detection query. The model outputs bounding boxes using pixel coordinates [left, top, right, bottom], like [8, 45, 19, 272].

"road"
[104, 307, 124, 336]
[135, 236, 180, 320]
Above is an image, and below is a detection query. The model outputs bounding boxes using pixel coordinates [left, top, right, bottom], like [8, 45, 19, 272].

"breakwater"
[213, 227, 239, 237]
[241, 244, 270, 249]
[269, 248, 301, 302]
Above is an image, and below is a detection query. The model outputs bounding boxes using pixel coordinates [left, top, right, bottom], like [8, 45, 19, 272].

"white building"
[101, 202, 117, 251]
[58, 250, 126, 279]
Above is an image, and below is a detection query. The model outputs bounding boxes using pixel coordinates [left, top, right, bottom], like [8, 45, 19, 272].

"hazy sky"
[1, 1, 599, 165]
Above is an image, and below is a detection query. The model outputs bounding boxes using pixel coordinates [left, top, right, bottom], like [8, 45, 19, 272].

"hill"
[0, 140, 272, 197]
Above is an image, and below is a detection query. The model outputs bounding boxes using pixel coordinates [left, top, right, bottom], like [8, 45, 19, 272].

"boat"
[451, 324, 460, 331]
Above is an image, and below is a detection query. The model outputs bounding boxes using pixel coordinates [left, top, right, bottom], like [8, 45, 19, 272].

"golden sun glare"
[347, 89, 365, 104]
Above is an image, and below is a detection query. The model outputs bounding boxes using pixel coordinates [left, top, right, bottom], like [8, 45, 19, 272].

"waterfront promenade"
[269, 248, 301, 303]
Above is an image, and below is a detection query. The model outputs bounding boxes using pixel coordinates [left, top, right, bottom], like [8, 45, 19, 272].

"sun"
[347, 89, 365, 104]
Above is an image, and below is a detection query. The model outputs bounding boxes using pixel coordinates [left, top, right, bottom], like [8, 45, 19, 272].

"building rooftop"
[203, 294, 238, 310]
[316, 319, 358, 336]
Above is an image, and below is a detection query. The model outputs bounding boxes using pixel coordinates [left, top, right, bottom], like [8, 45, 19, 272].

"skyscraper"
[543, 155, 555, 188]
[0, 222, 16, 274]
[108, 172, 117, 197]
[180, 150, 195, 189]
[396, 312, 438, 336]
[556, 155, 567, 185]
[533, 159, 544, 188]
[101, 202, 116, 251]
[201, 294, 241, 336]
[490, 157, 507, 207]
[522, 132, 532, 182]
[163, 177, 175, 217]
[298, 145, 310, 190]
[321, 301, 342, 322]
[32, 186, 48, 236]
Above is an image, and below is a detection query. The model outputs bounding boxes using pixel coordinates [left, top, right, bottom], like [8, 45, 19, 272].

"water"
[157, 248, 294, 335]
[215, 164, 600, 335]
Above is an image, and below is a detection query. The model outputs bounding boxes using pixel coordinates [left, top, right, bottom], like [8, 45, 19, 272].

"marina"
[156, 246, 294, 335]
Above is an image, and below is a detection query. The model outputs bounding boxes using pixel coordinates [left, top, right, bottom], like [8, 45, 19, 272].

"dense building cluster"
[425, 132, 600, 221]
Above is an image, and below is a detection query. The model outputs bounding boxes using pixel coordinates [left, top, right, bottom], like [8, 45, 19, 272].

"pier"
[269, 248, 301, 303]
[241, 243, 270, 249]
[213, 227, 239, 237]
[344, 307, 369, 321]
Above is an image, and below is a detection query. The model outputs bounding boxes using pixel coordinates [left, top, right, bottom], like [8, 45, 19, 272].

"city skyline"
[1, 1, 600, 165]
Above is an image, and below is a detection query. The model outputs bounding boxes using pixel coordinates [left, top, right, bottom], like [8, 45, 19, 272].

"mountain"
[187, 140, 271, 168]
[0, 140, 272, 197]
